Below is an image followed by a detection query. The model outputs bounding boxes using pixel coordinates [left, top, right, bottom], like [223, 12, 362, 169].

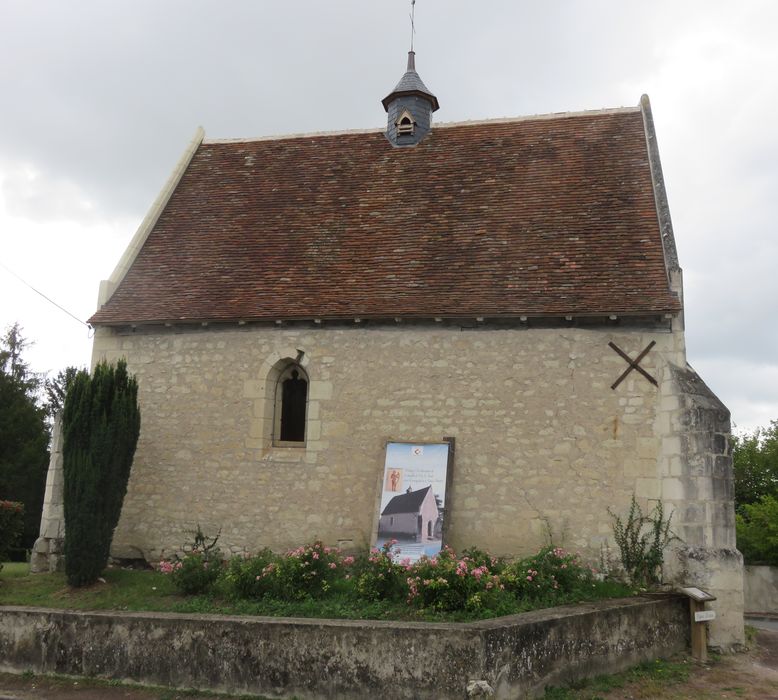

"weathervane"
[409, 0, 416, 52]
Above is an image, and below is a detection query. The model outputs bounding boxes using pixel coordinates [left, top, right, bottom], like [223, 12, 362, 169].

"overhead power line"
[0, 260, 89, 328]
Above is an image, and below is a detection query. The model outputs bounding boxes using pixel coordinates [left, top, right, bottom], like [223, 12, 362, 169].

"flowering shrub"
[263, 541, 346, 600]
[161, 553, 222, 595]
[460, 546, 505, 572]
[502, 546, 595, 600]
[405, 546, 507, 612]
[222, 549, 277, 599]
[352, 540, 406, 601]
[0, 500, 24, 570]
[159, 525, 224, 595]
[156, 529, 628, 619]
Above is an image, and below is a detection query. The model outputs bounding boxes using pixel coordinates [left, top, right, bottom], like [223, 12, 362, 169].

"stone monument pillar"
[30, 414, 66, 573]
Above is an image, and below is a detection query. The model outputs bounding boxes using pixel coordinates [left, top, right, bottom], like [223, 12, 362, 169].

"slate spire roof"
[381, 51, 440, 112]
[89, 99, 682, 327]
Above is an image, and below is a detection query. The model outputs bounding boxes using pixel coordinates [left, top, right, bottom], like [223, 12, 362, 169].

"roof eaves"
[89, 309, 681, 328]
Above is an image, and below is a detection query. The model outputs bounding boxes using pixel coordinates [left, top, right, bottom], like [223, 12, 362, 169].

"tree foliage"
[62, 360, 141, 587]
[736, 495, 778, 566]
[733, 421, 778, 564]
[732, 421, 778, 508]
[0, 323, 40, 392]
[0, 323, 49, 550]
[44, 366, 80, 420]
[0, 500, 25, 568]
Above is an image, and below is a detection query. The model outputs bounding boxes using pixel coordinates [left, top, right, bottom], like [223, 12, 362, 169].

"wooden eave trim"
[90, 310, 681, 329]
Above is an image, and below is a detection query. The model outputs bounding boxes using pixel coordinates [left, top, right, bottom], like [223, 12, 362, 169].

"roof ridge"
[201, 104, 641, 145]
[434, 105, 640, 128]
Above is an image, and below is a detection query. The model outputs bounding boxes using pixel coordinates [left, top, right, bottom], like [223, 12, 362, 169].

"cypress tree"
[62, 360, 140, 587]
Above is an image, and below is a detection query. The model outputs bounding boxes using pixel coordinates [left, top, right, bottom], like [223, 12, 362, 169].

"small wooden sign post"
[680, 587, 717, 662]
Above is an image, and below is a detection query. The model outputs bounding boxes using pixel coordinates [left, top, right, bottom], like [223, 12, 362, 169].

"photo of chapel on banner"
[374, 440, 454, 563]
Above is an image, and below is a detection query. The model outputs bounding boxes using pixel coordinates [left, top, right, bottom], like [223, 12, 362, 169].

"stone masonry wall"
[91, 323, 684, 563]
[0, 596, 689, 699]
[744, 566, 778, 614]
[660, 364, 744, 650]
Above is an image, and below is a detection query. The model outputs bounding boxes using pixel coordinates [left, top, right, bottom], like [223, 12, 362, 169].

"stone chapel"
[84, 51, 743, 648]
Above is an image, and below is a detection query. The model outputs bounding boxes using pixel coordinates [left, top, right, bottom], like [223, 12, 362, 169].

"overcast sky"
[1, 1, 776, 432]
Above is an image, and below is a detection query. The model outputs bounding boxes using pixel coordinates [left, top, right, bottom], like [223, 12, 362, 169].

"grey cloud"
[0, 0, 776, 428]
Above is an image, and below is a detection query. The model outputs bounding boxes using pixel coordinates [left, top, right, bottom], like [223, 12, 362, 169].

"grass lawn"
[542, 657, 693, 698]
[0, 563, 185, 613]
[0, 562, 635, 622]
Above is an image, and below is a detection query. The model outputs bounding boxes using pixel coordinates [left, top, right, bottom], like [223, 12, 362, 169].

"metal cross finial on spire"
[409, 0, 416, 52]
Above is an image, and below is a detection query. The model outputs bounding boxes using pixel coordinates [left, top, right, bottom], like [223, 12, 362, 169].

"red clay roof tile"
[89, 109, 681, 325]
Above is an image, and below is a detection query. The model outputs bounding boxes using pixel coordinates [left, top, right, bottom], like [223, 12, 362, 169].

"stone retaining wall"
[0, 596, 689, 699]
[744, 565, 778, 615]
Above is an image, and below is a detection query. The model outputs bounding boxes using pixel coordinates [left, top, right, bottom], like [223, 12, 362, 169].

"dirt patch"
[590, 628, 778, 700]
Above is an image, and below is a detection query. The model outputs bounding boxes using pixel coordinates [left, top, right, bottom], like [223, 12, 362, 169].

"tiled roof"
[89, 108, 681, 326]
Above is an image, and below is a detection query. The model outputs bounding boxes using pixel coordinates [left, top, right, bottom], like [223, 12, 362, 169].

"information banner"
[375, 441, 451, 563]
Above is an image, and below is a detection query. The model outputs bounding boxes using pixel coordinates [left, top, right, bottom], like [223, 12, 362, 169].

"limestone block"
[41, 519, 64, 540]
[322, 421, 348, 437]
[243, 380, 263, 398]
[661, 478, 685, 501]
[308, 381, 333, 400]
[32, 538, 50, 554]
[662, 436, 682, 457]
[245, 437, 266, 450]
[635, 478, 660, 499]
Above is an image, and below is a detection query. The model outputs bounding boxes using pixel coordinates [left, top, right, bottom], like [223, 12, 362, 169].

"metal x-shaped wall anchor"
[608, 341, 658, 390]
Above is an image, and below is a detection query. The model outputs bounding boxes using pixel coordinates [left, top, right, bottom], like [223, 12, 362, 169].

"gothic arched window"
[274, 364, 308, 445]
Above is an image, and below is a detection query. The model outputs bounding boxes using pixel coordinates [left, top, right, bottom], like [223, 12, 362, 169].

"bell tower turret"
[382, 50, 439, 147]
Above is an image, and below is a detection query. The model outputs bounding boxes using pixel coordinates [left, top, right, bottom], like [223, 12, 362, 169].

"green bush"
[266, 541, 344, 600]
[156, 531, 635, 619]
[608, 495, 678, 585]
[0, 500, 24, 568]
[502, 545, 596, 600]
[405, 545, 508, 612]
[166, 554, 223, 595]
[352, 541, 406, 602]
[736, 495, 778, 565]
[159, 525, 224, 595]
[62, 360, 141, 587]
[222, 550, 277, 599]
